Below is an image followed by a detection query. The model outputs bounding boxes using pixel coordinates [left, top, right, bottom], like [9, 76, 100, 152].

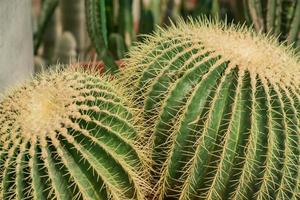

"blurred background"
[31, 0, 299, 69]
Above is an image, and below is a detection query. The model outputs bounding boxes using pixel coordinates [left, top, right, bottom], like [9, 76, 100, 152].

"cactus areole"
[123, 19, 300, 199]
[0, 68, 148, 200]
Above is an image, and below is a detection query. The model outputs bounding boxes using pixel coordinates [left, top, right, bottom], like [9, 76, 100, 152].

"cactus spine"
[0, 68, 149, 200]
[122, 19, 300, 199]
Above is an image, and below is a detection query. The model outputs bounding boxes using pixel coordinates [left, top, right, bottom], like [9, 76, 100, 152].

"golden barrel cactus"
[0, 68, 149, 200]
[122, 19, 300, 199]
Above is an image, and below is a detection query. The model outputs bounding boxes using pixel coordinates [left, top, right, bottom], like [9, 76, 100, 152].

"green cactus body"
[53, 32, 77, 64]
[85, 0, 108, 51]
[122, 19, 300, 199]
[0, 68, 149, 200]
[138, 1, 155, 37]
[118, 0, 134, 47]
[109, 33, 127, 60]
[85, 0, 118, 73]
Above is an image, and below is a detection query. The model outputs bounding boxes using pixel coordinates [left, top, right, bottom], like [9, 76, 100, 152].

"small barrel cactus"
[0, 68, 149, 200]
[122, 19, 300, 199]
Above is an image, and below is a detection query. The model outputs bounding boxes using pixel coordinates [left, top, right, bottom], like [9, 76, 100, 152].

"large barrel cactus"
[0, 68, 149, 200]
[122, 19, 300, 199]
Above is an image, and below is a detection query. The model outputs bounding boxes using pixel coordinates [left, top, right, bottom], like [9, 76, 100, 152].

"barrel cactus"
[122, 19, 300, 199]
[0, 68, 149, 200]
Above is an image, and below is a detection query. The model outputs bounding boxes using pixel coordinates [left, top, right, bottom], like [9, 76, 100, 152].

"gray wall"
[0, 0, 34, 93]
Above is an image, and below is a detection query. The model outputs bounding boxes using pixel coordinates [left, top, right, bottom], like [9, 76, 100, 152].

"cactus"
[42, 9, 59, 63]
[33, 0, 59, 55]
[53, 32, 77, 64]
[60, 0, 87, 55]
[244, 0, 300, 48]
[138, 0, 155, 37]
[122, 19, 300, 199]
[118, 0, 134, 47]
[109, 33, 127, 60]
[181, 0, 219, 19]
[0, 68, 149, 200]
[85, 0, 119, 73]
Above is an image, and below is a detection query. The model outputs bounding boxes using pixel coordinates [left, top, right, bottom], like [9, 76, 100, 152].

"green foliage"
[122, 19, 300, 199]
[244, 0, 300, 48]
[0, 68, 149, 200]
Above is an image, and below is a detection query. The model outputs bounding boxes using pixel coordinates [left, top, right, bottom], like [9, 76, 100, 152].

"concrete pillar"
[0, 0, 34, 93]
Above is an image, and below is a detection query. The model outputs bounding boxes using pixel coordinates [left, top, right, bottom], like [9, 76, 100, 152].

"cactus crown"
[0, 68, 149, 200]
[122, 18, 300, 199]
[125, 18, 300, 88]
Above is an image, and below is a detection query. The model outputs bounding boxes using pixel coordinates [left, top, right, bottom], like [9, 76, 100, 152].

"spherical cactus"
[122, 19, 300, 199]
[0, 68, 149, 200]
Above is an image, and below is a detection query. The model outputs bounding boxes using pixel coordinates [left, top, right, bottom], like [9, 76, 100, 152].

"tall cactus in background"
[181, 0, 219, 19]
[0, 68, 150, 200]
[52, 32, 77, 64]
[244, 0, 300, 48]
[33, 0, 59, 55]
[85, 0, 119, 73]
[109, 33, 127, 60]
[60, 0, 87, 56]
[138, 0, 155, 37]
[42, 9, 59, 63]
[122, 19, 300, 199]
[118, 0, 135, 46]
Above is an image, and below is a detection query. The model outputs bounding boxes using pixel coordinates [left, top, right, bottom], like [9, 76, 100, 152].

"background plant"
[243, 0, 300, 48]
[32, 0, 228, 73]
[31, 0, 300, 74]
